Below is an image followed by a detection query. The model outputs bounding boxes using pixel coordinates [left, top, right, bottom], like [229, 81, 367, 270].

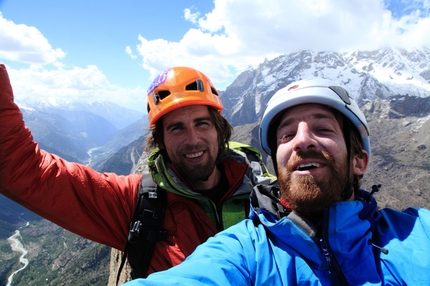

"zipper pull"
[320, 238, 333, 273]
[368, 239, 389, 255]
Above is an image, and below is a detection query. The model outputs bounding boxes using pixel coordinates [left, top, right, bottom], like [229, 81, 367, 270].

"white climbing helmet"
[259, 78, 370, 157]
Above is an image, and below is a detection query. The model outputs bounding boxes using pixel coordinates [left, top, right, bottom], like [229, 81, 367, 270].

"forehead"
[277, 104, 339, 127]
[161, 105, 210, 124]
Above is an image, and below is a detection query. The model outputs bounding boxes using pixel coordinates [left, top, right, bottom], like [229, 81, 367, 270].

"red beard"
[278, 150, 348, 220]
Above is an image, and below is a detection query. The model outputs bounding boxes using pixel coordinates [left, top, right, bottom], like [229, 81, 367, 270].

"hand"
[0, 64, 15, 107]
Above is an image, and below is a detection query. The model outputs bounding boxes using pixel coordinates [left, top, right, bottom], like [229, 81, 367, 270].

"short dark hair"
[328, 110, 365, 192]
[347, 116, 365, 192]
[144, 106, 233, 157]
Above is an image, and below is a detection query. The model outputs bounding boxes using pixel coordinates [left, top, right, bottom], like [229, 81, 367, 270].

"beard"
[278, 150, 348, 219]
[175, 144, 217, 182]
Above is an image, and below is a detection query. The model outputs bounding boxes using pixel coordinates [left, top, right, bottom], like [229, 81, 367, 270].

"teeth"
[186, 151, 203, 158]
[296, 162, 321, 170]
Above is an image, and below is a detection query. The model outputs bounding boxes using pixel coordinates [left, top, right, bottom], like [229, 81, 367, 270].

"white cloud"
[385, 10, 430, 48]
[184, 7, 200, 24]
[1, 1, 429, 110]
[6, 64, 146, 112]
[125, 46, 137, 60]
[133, 0, 430, 89]
[0, 12, 66, 65]
[0, 13, 145, 112]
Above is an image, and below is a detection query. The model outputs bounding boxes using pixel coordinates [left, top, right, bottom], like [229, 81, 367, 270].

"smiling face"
[275, 104, 349, 218]
[162, 105, 220, 190]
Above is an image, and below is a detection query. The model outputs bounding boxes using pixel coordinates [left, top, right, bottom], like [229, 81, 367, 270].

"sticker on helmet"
[147, 68, 170, 94]
[287, 84, 299, 91]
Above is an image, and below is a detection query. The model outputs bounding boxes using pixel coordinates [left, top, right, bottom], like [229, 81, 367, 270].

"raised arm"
[0, 63, 142, 250]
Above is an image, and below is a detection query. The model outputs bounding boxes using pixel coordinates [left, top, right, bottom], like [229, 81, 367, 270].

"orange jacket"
[0, 64, 254, 274]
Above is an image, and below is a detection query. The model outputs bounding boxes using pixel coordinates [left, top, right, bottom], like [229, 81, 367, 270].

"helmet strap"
[341, 119, 354, 201]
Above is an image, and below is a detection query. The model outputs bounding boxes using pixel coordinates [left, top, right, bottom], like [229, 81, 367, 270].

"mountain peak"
[221, 47, 430, 127]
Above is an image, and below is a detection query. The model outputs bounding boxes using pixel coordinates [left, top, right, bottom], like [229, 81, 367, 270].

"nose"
[184, 127, 201, 145]
[291, 122, 317, 152]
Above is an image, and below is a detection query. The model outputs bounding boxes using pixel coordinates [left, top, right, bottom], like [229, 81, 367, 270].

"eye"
[279, 133, 295, 143]
[167, 124, 184, 134]
[195, 120, 212, 129]
[315, 126, 336, 135]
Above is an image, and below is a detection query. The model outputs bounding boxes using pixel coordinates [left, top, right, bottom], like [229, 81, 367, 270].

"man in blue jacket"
[124, 79, 430, 285]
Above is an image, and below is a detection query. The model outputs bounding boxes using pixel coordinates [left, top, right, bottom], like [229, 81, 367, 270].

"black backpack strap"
[116, 173, 167, 284]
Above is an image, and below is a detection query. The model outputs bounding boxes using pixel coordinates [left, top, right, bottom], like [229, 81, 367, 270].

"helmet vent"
[211, 87, 219, 96]
[186, 79, 204, 92]
[329, 86, 351, 104]
[157, 90, 171, 100]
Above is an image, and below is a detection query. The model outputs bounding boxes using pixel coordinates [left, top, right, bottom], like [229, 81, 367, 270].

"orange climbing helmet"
[147, 67, 223, 126]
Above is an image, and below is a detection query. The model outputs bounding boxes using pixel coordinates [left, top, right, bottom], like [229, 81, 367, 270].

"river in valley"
[6, 227, 29, 286]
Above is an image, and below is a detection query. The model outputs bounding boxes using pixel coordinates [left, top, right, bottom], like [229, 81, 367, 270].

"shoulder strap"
[228, 141, 275, 179]
[116, 173, 167, 284]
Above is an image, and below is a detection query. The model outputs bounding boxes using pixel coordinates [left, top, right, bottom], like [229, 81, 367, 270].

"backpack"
[116, 173, 166, 283]
[116, 142, 275, 283]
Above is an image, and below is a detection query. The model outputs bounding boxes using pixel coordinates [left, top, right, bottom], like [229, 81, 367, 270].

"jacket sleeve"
[0, 63, 142, 250]
[122, 221, 258, 286]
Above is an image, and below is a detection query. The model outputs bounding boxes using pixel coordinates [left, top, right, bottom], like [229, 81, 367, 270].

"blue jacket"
[124, 185, 430, 285]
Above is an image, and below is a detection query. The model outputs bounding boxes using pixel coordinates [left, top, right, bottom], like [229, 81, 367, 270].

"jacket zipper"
[320, 209, 349, 286]
[319, 238, 334, 273]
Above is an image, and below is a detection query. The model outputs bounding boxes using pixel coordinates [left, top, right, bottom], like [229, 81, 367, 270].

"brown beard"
[176, 144, 217, 182]
[278, 150, 348, 221]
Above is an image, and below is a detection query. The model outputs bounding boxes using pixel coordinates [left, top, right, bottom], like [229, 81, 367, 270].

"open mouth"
[185, 151, 204, 159]
[296, 162, 321, 171]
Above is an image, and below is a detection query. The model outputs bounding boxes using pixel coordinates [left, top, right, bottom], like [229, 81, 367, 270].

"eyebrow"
[277, 113, 336, 130]
[166, 116, 211, 131]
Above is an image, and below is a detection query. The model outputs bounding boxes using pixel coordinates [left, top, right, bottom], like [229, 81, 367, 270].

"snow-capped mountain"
[21, 99, 144, 130]
[221, 47, 430, 126]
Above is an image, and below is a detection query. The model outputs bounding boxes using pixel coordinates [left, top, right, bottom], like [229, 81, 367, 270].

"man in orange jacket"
[0, 64, 274, 279]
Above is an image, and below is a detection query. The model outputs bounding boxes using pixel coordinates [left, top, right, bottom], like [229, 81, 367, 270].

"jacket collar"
[148, 148, 249, 198]
[250, 185, 381, 240]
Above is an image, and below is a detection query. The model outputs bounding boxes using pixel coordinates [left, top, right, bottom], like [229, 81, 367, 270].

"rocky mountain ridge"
[17, 101, 145, 166]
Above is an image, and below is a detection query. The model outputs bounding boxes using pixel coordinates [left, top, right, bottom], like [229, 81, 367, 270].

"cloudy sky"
[0, 0, 429, 112]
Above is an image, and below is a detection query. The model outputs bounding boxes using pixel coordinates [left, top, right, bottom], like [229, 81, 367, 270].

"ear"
[352, 149, 369, 176]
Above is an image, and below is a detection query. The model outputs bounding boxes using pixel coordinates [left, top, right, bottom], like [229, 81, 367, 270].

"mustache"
[287, 150, 334, 169]
[182, 143, 206, 152]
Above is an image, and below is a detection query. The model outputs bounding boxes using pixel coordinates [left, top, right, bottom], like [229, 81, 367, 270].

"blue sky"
[0, 0, 429, 112]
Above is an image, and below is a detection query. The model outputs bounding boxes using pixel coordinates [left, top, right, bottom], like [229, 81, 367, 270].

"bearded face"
[162, 105, 221, 190]
[274, 104, 352, 219]
[278, 149, 349, 218]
